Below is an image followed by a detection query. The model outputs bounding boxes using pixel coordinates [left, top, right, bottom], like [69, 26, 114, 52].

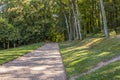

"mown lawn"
[60, 38, 120, 79]
[0, 43, 44, 65]
[79, 60, 120, 80]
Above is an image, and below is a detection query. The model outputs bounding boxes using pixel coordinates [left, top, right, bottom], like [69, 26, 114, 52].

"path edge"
[58, 43, 68, 80]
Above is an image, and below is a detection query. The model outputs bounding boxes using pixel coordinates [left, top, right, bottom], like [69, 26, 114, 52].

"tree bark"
[71, 0, 79, 40]
[7, 41, 9, 49]
[58, 0, 72, 41]
[100, 0, 109, 38]
[75, 0, 82, 40]
[63, 11, 71, 41]
[68, 0, 73, 40]
[3, 43, 5, 49]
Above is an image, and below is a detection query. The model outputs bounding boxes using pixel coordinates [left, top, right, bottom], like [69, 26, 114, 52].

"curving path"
[0, 43, 66, 80]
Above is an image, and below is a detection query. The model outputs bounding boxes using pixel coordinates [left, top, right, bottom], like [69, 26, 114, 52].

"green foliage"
[1, 0, 120, 49]
[0, 0, 66, 49]
[0, 17, 20, 48]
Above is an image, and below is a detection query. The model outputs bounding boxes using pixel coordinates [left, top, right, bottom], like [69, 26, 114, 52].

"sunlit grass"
[60, 38, 120, 79]
[0, 43, 44, 65]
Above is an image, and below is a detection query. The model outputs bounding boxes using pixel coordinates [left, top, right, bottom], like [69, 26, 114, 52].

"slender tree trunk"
[71, 0, 79, 40]
[91, 0, 95, 32]
[84, 9, 87, 38]
[75, 0, 82, 40]
[113, 0, 117, 33]
[63, 12, 71, 41]
[7, 41, 9, 49]
[13, 41, 16, 48]
[68, 0, 73, 40]
[100, 0, 109, 38]
[3, 42, 5, 49]
[59, 0, 72, 41]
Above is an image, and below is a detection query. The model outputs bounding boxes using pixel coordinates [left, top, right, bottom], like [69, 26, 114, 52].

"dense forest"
[0, 0, 120, 49]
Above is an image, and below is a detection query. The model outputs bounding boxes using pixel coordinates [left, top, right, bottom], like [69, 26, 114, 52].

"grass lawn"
[60, 37, 120, 79]
[79, 60, 120, 80]
[0, 43, 44, 65]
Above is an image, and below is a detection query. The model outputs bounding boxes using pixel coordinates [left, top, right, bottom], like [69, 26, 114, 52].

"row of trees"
[60, 0, 120, 41]
[0, 0, 66, 49]
[0, 0, 120, 49]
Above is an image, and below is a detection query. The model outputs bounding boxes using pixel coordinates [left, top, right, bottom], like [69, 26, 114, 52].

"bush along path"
[70, 55, 120, 80]
[0, 43, 66, 80]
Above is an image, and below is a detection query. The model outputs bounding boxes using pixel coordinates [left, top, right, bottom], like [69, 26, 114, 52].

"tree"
[1, 0, 120, 49]
[100, 0, 109, 38]
[75, 0, 82, 40]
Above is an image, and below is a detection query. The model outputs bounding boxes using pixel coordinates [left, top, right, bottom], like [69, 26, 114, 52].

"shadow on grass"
[60, 38, 120, 78]
[0, 43, 44, 65]
[79, 61, 120, 80]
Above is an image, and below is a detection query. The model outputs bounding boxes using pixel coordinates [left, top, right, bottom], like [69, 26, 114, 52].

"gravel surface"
[0, 43, 66, 80]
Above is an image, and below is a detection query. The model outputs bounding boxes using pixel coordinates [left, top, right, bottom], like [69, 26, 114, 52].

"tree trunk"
[75, 0, 82, 40]
[3, 42, 6, 49]
[59, 0, 72, 41]
[14, 41, 16, 48]
[63, 12, 71, 41]
[72, 0, 79, 40]
[71, 0, 79, 40]
[68, 0, 73, 40]
[7, 41, 9, 49]
[100, 0, 109, 38]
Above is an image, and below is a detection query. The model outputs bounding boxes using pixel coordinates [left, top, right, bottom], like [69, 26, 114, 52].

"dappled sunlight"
[97, 52, 110, 57]
[30, 66, 49, 71]
[80, 38, 104, 48]
[63, 50, 89, 64]
[73, 51, 89, 57]
[115, 75, 120, 78]
[62, 38, 104, 54]
[62, 47, 88, 54]
[60, 37, 120, 78]
[70, 57, 88, 66]
[0, 66, 26, 73]
[0, 43, 44, 64]
[0, 43, 66, 80]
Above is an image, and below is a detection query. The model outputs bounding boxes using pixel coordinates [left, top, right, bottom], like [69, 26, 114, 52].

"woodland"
[0, 0, 120, 49]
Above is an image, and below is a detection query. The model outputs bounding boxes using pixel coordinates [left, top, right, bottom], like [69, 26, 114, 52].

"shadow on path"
[0, 43, 66, 80]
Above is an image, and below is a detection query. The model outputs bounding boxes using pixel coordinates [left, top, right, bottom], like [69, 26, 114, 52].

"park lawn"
[60, 37, 120, 79]
[0, 43, 44, 65]
[79, 60, 120, 80]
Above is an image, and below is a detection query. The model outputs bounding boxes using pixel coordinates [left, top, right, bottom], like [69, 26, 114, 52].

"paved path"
[0, 43, 66, 80]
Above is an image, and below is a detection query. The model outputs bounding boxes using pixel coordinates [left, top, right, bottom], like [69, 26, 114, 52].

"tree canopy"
[0, 0, 120, 49]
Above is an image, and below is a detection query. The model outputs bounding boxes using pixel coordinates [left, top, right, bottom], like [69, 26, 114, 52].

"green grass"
[0, 43, 44, 65]
[79, 60, 120, 80]
[60, 38, 120, 79]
